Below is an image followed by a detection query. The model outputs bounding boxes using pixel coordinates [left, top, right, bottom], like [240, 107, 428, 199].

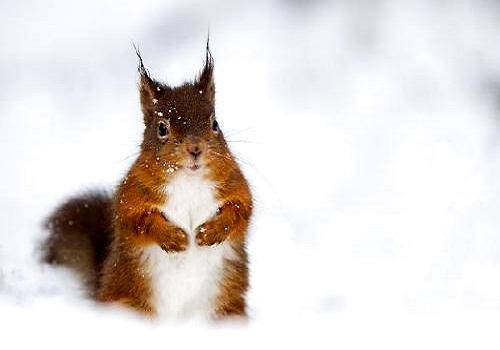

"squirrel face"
[136, 48, 230, 174]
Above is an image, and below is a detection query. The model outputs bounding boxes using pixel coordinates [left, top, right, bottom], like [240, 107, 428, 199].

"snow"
[1, 0, 500, 348]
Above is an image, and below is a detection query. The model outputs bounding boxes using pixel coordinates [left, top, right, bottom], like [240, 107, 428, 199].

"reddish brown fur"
[42, 45, 253, 319]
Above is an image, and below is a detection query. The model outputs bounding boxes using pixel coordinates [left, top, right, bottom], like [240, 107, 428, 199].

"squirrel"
[42, 43, 253, 320]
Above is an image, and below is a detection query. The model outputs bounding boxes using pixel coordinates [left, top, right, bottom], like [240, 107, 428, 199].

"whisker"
[210, 148, 254, 168]
[208, 150, 233, 161]
[226, 139, 260, 145]
[223, 127, 254, 138]
[118, 147, 142, 162]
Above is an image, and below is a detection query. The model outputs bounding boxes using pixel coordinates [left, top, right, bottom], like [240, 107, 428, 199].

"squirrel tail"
[41, 191, 113, 296]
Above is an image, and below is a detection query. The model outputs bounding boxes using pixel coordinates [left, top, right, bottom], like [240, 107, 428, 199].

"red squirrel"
[42, 44, 253, 320]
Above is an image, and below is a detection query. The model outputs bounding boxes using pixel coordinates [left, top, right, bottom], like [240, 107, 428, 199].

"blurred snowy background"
[2, 0, 500, 348]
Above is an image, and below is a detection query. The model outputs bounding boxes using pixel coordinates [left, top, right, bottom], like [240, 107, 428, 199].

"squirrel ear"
[134, 45, 161, 124]
[196, 39, 215, 102]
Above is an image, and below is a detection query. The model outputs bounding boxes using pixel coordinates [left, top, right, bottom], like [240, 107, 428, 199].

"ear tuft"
[196, 37, 215, 101]
[134, 45, 161, 124]
[134, 44, 148, 78]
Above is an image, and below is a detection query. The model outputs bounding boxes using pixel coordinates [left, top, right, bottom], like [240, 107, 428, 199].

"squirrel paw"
[158, 227, 188, 253]
[195, 222, 229, 246]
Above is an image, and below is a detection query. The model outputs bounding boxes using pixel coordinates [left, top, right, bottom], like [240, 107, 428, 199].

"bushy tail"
[42, 191, 113, 296]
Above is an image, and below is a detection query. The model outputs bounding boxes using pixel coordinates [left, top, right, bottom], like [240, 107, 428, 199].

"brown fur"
[42, 44, 253, 319]
[42, 191, 113, 295]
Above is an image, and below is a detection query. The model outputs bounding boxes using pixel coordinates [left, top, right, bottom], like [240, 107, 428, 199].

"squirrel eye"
[157, 121, 169, 140]
[212, 119, 219, 133]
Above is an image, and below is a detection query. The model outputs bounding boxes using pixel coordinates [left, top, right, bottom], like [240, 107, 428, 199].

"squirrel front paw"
[158, 227, 188, 253]
[195, 222, 229, 246]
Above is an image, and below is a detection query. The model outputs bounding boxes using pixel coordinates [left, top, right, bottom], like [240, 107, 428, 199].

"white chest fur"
[141, 170, 231, 320]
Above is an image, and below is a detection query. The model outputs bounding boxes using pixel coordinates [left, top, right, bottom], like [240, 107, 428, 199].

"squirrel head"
[135, 44, 231, 174]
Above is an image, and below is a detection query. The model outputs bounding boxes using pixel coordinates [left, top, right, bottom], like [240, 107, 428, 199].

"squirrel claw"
[160, 242, 187, 253]
[195, 224, 227, 246]
[158, 228, 188, 253]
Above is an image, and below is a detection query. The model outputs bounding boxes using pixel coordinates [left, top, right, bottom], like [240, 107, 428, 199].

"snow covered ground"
[2, 0, 500, 348]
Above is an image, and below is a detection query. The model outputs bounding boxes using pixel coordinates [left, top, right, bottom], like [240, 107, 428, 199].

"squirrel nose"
[187, 144, 202, 159]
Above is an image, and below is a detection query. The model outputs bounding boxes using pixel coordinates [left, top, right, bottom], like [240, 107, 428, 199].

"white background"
[1, 0, 500, 348]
